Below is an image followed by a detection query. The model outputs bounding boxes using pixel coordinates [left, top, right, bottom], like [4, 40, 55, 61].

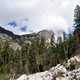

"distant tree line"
[0, 34, 75, 75]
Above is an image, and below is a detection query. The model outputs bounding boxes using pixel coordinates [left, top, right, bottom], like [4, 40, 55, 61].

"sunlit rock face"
[38, 30, 54, 43]
[66, 55, 80, 70]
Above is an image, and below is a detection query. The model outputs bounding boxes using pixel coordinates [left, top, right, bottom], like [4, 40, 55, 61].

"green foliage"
[0, 35, 75, 72]
[0, 31, 76, 79]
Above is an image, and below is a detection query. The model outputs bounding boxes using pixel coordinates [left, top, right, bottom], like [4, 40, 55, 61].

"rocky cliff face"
[38, 30, 54, 42]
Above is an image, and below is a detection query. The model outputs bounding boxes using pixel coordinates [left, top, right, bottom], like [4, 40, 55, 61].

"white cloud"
[15, 0, 39, 8]
[61, 1, 70, 6]
[0, 0, 80, 35]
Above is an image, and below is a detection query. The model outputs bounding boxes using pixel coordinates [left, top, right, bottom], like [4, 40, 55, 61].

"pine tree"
[74, 5, 80, 29]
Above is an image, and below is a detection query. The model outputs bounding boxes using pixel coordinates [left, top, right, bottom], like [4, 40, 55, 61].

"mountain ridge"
[0, 26, 54, 50]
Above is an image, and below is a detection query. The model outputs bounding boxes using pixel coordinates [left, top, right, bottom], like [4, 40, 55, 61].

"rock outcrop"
[16, 64, 80, 80]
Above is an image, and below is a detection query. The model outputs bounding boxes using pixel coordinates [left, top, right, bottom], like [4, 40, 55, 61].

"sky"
[0, 0, 80, 35]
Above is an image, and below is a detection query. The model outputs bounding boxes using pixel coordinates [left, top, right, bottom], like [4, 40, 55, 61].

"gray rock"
[16, 64, 80, 80]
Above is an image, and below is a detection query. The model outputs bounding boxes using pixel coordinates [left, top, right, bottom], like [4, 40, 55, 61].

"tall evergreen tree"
[74, 5, 80, 29]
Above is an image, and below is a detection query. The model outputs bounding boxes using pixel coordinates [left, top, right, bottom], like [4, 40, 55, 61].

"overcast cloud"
[0, 0, 80, 35]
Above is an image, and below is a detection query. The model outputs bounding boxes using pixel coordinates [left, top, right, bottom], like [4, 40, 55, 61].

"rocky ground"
[15, 55, 80, 80]
[16, 64, 80, 80]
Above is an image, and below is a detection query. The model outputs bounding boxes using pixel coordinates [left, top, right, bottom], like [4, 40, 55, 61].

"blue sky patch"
[20, 26, 27, 32]
[8, 21, 17, 28]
